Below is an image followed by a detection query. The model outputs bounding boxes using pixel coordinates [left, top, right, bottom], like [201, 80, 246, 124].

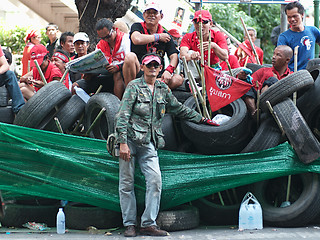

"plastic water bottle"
[74, 86, 90, 103]
[56, 208, 65, 234]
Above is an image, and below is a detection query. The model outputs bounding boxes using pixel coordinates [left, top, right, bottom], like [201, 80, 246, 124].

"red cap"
[193, 10, 212, 21]
[142, 55, 161, 65]
[30, 44, 48, 68]
[52, 51, 69, 63]
[168, 29, 181, 38]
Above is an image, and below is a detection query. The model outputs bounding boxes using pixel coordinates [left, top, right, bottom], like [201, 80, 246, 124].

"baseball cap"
[30, 44, 48, 67]
[73, 32, 89, 43]
[142, 55, 161, 65]
[144, 1, 162, 13]
[168, 29, 181, 38]
[193, 10, 212, 21]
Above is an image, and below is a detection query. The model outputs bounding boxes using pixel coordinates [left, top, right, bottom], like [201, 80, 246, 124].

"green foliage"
[0, 26, 48, 54]
[206, 3, 281, 63]
[237, 4, 281, 63]
[208, 4, 255, 41]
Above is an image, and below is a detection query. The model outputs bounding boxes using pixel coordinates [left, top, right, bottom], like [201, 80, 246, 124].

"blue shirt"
[277, 26, 320, 71]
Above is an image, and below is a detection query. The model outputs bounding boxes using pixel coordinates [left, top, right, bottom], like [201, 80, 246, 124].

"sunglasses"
[101, 29, 113, 40]
[145, 62, 160, 69]
[193, 19, 210, 25]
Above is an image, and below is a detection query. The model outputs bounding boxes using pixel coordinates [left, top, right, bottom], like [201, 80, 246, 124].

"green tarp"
[0, 122, 320, 211]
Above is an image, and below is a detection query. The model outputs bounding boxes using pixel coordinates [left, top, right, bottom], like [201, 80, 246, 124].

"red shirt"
[235, 39, 264, 67]
[252, 66, 292, 90]
[220, 55, 240, 71]
[0, 45, 3, 57]
[180, 30, 228, 66]
[33, 61, 62, 91]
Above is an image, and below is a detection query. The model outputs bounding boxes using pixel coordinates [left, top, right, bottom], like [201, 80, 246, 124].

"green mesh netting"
[0, 122, 320, 212]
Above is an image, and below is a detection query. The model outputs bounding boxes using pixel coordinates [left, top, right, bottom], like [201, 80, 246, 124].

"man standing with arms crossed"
[277, 1, 320, 71]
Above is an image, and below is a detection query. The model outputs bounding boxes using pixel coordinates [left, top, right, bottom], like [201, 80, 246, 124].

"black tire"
[84, 93, 120, 140]
[0, 85, 9, 107]
[44, 95, 86, 133]
[0, 106, 14, 124]
[156, 205, 199, 231]
[172, 90, 192, 104]
[252, 173, 320, 227]
[161, 114, 179, 151]
[297, 67, 320, 126]
[64, 203, 122, 230]
[241, 117, 283, 153]
[246, 63, 263, 73]
[0, 202, 60, 227]
[181, 96, 251, 155]
[192, 184, 252, 226]
[259, 70, 314, 112]
[306, 58, 320, 72]
[273, 98, 320, 164]
[13, 81, 71, 129]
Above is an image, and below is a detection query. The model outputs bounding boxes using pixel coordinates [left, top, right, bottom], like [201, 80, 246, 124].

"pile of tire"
[0, 85, 14, 124]
[189, 65, 320, 228]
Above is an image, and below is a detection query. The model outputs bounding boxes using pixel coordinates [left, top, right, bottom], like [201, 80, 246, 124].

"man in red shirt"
[235, 27, 264, 66]
[20, 44, 62, 100]
[243, 45, 293, 116]
[180, 10, 228, 70]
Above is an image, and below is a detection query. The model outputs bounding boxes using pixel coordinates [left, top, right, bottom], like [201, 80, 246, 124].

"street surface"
[1, 225, 320, 240]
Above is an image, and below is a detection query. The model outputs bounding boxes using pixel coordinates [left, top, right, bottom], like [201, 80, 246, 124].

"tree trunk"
[75, 0, 132, 51]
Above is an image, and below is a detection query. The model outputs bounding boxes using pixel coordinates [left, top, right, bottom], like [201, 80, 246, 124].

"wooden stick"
[240, 17, 261, 65]
[256, 80, 260, 126]
[208, 32, 211, 67]
[243, 56, 249, 68]
[266, 100, 285, 136]
[34, 60, 47, 85]
[60, 68, 69, 83]
[199, 18, 207, 118]
[54, 117, 64, 134]
[85, 108, 106, 136]
[293, 46, 299, 105]
[215, 23, 242, 47]
[225, 59, 233, 77]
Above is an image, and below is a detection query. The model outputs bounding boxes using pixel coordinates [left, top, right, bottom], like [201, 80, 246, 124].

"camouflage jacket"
[115, 76, 202, 149]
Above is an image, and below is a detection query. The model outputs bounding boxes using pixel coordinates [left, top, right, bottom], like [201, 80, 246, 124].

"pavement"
[1, 225, 320, 240]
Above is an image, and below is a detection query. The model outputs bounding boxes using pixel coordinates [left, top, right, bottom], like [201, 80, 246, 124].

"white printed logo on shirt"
[301, 36, 312, 50]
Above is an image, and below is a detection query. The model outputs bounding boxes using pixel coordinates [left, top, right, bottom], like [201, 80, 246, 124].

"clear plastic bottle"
[56, 208, 65, 234]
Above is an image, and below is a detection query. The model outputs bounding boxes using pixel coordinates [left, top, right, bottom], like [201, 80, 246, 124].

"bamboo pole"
[208, 32, 211, 67]
[199, 17, 207, 117]
[34, 60, 47, 85]
[215, 23, 242, 47]
[293, 46, 299, 104]
[85, 108, 106, 136]
[240, 17, 261, 65]
[60, 68, 69, 83]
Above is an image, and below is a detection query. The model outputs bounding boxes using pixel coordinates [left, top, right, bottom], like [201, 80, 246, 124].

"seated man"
[180, 10, 228, 79]
[0, 44, 25, 114]
[72, 19, 130, 99]
[235, 27, 264, 66]
[51, 49, 71, 90]
[19, 44, 62, 100]
[122, 2, 183, 89]
[69, 32, 90, 83]
[242, 45, 293, 116]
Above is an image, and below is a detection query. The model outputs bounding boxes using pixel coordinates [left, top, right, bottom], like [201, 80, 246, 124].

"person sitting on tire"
[0, 44, 25, 114]
[115, 53, 218, 238]
[51, 49, 72, 90]
[122, 2, 184, 90]
[242, 45, 293, 117]
[180, 10, 228, 72]
[19, 44, 62, 101]
[72, 19, 130, 100]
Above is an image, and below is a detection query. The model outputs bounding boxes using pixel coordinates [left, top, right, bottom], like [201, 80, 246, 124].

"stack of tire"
[190, 65, 320, 228]
[0, 85, 14, 124]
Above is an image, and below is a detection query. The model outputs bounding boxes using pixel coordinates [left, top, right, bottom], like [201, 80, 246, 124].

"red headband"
[53, 52, 69, 63]
[25, 29, 38, 43]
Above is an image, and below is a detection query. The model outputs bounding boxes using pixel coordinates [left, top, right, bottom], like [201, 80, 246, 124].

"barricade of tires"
[0, 85, 14, 124]
[3, 66, 320, 229]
